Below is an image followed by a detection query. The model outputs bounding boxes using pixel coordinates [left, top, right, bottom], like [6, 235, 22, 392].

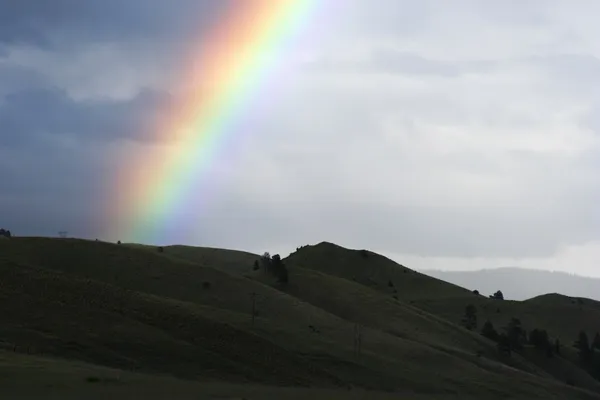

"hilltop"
[1, 238, 600, 399]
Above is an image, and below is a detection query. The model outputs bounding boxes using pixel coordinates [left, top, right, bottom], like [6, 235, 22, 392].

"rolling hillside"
[0, 238, 599, 399]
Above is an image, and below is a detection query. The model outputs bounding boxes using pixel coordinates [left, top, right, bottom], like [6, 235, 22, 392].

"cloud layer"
[1, 1, 600, 277]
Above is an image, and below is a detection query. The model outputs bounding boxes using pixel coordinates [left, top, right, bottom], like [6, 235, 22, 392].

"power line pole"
[354, 323, 363, 360]
[251, 292, 257, 328]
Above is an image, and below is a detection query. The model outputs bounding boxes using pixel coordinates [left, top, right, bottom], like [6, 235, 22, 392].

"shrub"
[388, 280, 394, 288]
[472, 290, 479, 295]
[202, 281, 211, 289]
[157, 246, 164, 253]
[359, 250, 369, 258]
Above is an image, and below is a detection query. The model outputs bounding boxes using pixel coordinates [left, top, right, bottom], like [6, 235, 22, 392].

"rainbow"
[111, 1, 319, 244]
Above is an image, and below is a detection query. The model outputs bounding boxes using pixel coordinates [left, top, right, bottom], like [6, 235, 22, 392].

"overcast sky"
[2, 1, 600, 277]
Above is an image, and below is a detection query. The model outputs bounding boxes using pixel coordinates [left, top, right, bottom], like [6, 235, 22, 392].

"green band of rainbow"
[111, 1, 318, 244]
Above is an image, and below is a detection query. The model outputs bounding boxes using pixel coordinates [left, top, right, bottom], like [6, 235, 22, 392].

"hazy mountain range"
[420, 267, 600, 301]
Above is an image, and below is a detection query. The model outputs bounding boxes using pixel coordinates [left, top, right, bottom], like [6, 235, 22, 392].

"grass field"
[1, 238, 600, 399]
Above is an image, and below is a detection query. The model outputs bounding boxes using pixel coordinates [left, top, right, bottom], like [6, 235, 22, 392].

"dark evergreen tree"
[462, 304, 478, 331]
[506, 318, 524, 350]
[593, 333, 600, 350]
[497, 333, 511, 355]
[481, 320, 499, 341]
[490, 290, 504, 300]
[575, 331, 592, 362]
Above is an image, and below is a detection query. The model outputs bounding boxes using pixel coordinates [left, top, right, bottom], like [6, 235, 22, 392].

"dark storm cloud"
[0, 0, 229, 48]
[0, 137, 115, 238]
[0, 85, 173, 145]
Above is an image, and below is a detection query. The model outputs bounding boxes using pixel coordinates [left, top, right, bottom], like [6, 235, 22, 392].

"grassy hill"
[1, 238, 600, 399]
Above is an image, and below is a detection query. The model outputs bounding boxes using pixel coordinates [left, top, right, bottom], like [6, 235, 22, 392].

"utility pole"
[354, 323, 363, 360]
[251, 292, 257, 328]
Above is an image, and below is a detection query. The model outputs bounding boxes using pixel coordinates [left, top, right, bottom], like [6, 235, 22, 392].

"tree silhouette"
[462, 304, 477, 331]
[505, 318, 524, 350]
[490, 290, 504, 300]
[593, 333, 600, 350]
[271, 254, 289, 284]
[575, 331, 592, 362]
[497, 333, 511, 355]
[529, 328, 553, 356]
[529, 329, 550, 349]
[481, 320, 499, 341]
[260, 252, 271, 273]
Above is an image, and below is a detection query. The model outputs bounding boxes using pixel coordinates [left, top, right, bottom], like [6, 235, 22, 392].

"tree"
[530, 328, 552, 357]
[253, 260, 260, 271]
[506, 318, 524, 350]
[271, 254, 289, 284]
[497, 333, 511, 355]
[593, 333, 600, 350]
[575, 331, 592, 362]
[530, 329, 549, 348]
[481, 320, 499, 341]
[260, 252, 271, 273]
[490, 290, 504, 300]
[472, 290, 479, 295]
[462, 304, 478, 331]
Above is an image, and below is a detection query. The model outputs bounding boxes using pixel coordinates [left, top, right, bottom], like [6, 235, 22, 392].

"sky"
[1, 1, 600, 277]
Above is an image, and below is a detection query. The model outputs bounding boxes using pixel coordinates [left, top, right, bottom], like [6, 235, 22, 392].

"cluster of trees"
[574, 331, 600, 363]
[0, 228, 11, 238]
[489, 290, 504, 300]
[463, 304, 559, 357]
[259, 252, 289, 284]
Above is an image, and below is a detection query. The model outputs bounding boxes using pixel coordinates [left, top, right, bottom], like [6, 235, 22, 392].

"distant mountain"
[420, 267, 600, 301]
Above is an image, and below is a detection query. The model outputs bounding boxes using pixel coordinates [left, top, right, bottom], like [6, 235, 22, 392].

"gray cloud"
[0, 85, 173, 145]
[0, 0, 228, 48]
[2, 0, 600, 278]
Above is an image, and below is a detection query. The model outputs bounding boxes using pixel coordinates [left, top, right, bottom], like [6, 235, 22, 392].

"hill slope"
[0, 238, 599, 399]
